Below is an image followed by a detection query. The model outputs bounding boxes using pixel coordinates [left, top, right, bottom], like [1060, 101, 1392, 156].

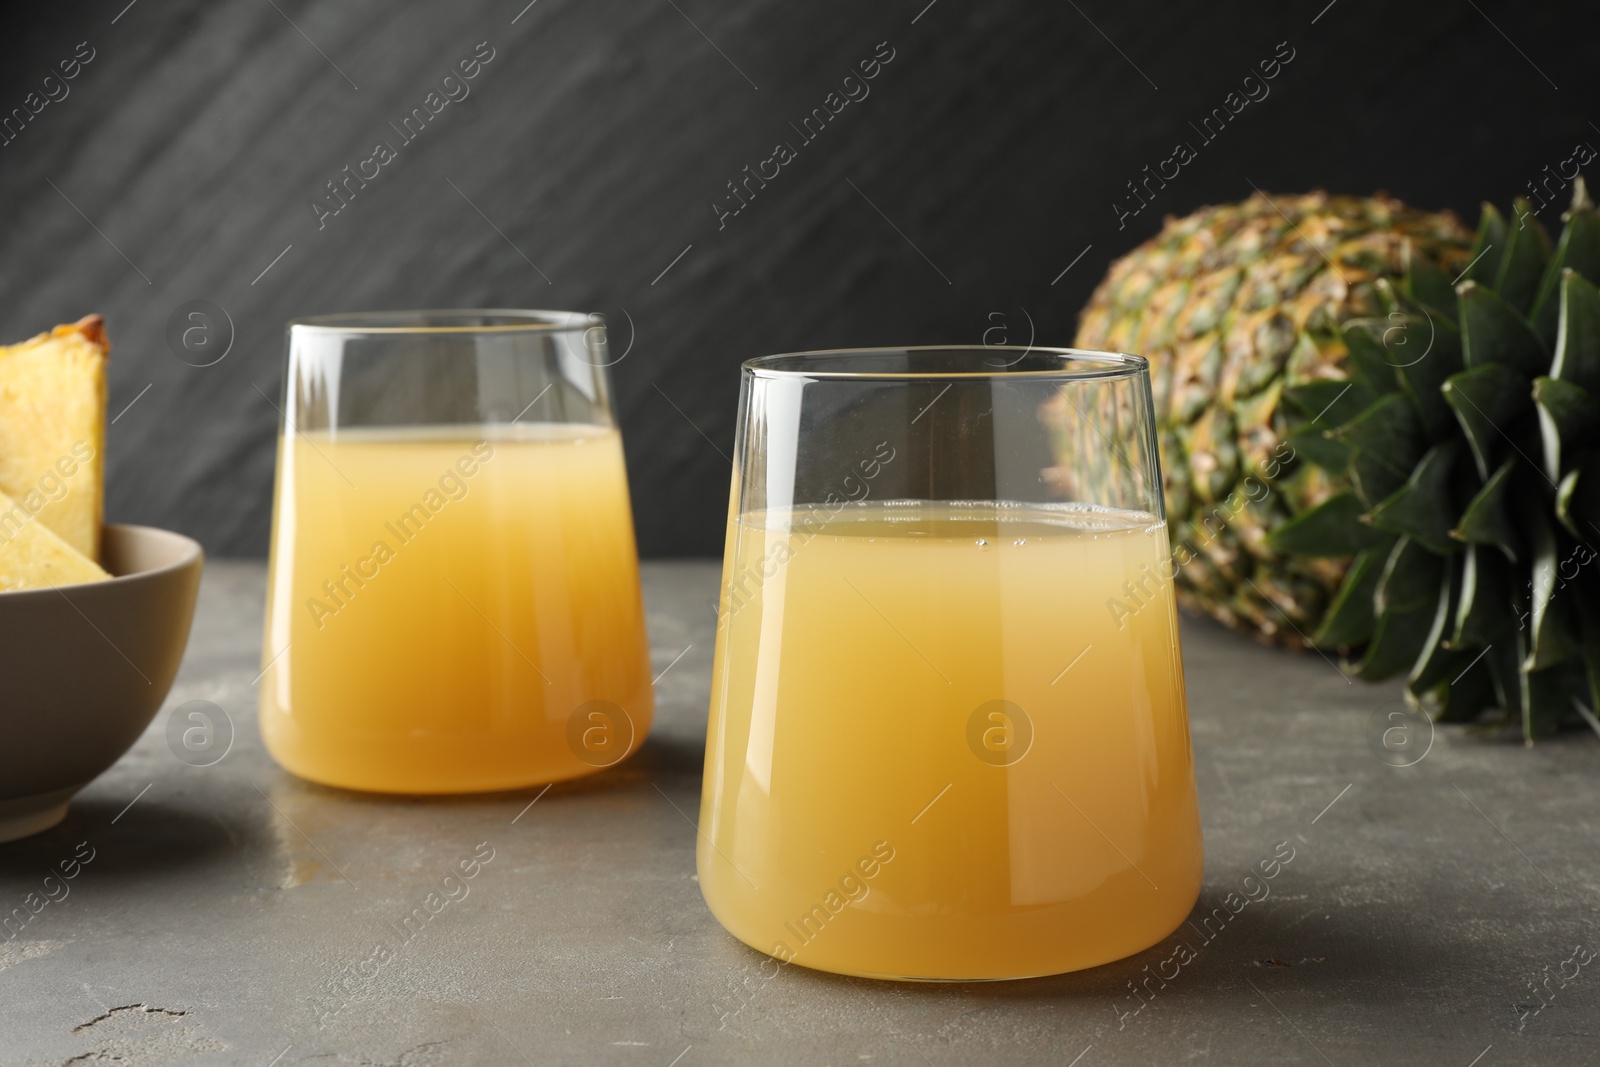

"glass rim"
[742, 346, 1149, 381]
[288, 309, 599, 334]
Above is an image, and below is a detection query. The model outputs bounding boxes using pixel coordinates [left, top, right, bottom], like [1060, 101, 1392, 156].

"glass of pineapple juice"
[260, 311, 652, 794]
[699, 346, 1203, 980]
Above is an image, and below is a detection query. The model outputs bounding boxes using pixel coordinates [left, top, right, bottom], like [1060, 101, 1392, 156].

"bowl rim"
[0, 523, 203, 604]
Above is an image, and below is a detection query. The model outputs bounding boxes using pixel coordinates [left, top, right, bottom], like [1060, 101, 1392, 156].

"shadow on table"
[706, 883, 1448, 1015]
[220, 728, 706, 845]
[626, 730, 706, 778]
[221, 735, 706, 888]
[240, 728, 704, 807]
[0, 795, 238, 881]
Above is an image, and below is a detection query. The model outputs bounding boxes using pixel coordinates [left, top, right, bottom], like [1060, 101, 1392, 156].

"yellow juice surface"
[699, 501, 1203, 980]
[261, 424, 652, 793]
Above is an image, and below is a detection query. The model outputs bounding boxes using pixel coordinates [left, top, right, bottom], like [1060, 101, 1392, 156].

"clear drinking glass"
[260, 310, 652, 794]
[697, 346, 1203, 980]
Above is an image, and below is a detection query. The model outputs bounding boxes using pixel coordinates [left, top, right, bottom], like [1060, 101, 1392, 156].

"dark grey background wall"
[1, 0, 1595, 556]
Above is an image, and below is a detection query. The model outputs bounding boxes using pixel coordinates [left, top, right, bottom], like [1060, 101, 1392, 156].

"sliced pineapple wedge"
[0, 484, 111, 591]
[0, 314, 108, 561]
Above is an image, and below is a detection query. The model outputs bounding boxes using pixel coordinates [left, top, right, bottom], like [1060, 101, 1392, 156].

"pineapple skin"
[1075, 192, 1472, 647]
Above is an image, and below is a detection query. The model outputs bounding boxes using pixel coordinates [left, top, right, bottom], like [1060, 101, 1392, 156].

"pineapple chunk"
[0, 315, 108, 561]
[0, 485, 111, 591]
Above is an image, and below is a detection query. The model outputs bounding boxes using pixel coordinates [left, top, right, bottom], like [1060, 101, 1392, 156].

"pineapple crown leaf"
[1402, 244, 1459, 314]
[1334, 394, 1424, 488]
[1490, 199, 1551, 311]
[1338, 325, 1406, 397]
[1551, 269, 1600, 390]
[1534, 376, 1599, 481]
[1408, 573, 1473, 705]
[1566, 175, 1593, 217]
[1452, 545, 1512, 650]
[1468, 203, 1508, 286]
[1440, 362, 1531, 481]
[1277, 176, 1600, 737]
[1367, 442, 1459, 555]
[1532, 203, 1600, 338]
[1283, 378, 1375, 422]
[1526, 511, 1588, 675]
[1377, 537, 1445, 616]
[1265, 491, 1387, 557]
[1457, 281, 1548, 376]
[1310, 542, 1390, 648]
[1350, 546, 1437, 680]
[1556, 463, 1600, 539]
[1451, 457, 1520, 560]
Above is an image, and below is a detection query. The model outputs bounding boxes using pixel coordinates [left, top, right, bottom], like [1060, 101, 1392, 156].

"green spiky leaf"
[1335, 393, 1424, 477]
[1458, 280, 1549, 378]
[1407, 571, 1459, 693]
[1280, 374, 1376, 475]
[1350, 537, 1440, 681]
[1395, 316, 1464, 441]
[1529, 184, 1600, 339]
[1364, 283, 1465, 441]
[1266, 491, 1388, 556]
[1534, 376, 1599, 480]
[1283, 426, 1353, 473]
[1376, 536, 1445, 615]
[1369, 443, 1460, 554]
[1408, 571, 1496, 722]
[1349, 600, 1434, 681]
[1283, 379, 1377, 428]
[1341, 326, 1402, 395]
[1555, 457, 1600, 539]
[1452, 543, 1513, 647]
[1452, 458, 1520, 560]
[1311, 542, 1392, 648]
[1479, 637, 1523, 727]
[1427, 654, 1499, 723]
[1443, 363, 1533, 480]
[1467, 202, 1507, 285]
[1526, 514, 1583, 671]
[1551, 268, 1600, 394]
[1350, 450, 1406, 508]
[1491, 200, 1550, 313]
[1405, 238, 1460, 314]
[1523, 662, 1584, 742]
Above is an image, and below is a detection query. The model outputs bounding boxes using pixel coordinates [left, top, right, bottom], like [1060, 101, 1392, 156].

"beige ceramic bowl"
[0, 524, 203, 842]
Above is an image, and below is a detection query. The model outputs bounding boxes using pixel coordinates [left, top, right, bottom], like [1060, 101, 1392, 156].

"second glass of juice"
[699, 346, 1203, 980]
[260, 311, 652, 793]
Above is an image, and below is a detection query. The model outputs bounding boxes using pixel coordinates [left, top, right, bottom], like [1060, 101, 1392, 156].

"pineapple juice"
[261, 423, 652, 793]
[699, 501, 1203, 979]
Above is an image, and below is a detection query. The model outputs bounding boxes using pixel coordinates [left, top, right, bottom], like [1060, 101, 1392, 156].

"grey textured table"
[2, 562, 1596, 1066]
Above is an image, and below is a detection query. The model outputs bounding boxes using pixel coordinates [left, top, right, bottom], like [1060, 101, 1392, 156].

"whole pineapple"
[1264, 184, 1600, 740]
[1076, 192, 1473, 645]
[1078, 182, 1600, 740]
